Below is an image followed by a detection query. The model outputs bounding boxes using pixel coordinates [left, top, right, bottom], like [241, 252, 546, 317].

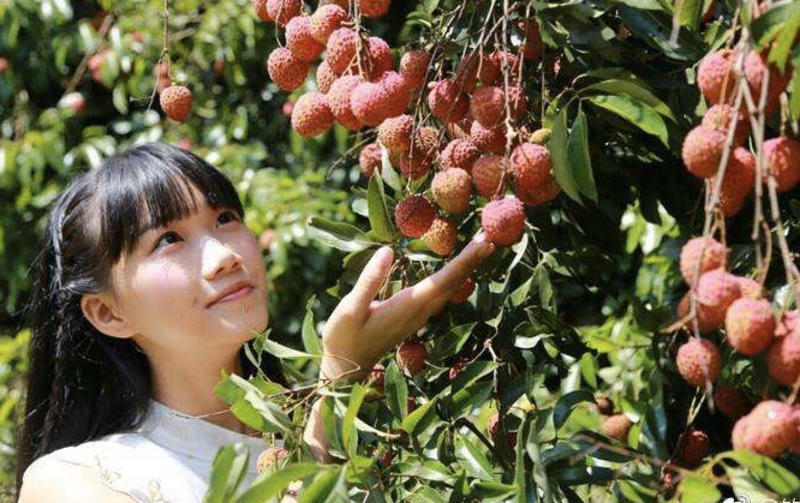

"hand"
[319, 232, 496, 381]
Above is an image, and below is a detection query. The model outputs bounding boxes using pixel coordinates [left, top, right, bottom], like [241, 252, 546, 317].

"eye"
[218, 209, 240, 226]
[153, 230, 181, 251]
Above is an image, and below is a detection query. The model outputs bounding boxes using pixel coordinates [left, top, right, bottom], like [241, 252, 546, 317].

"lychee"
[291, 92, 334, 137]
[676, 338, 722, 387]
[736, 276, 764, 299]
[449, 277, 475, 304]
[745, 50, 789, 118]
[695, 268, 741, 327]
[679, 237, 727, 286]
[424, 217, 458, 256]
[325, 28, 358, 74]
[682, 125, 727, 179]
[455, 52, 499, 93]
[489, 50, 520, 83]
[766, 314, 800, 386]
[359, 143, 382, 177]
[350, 81, 392, 127]
[677, 292, 722, 333]
[432, 168, 472, 214]
[327, 75, 364, 131]
[396, 340, 427, 375]
[470, 86, 504, 127]
[377, 115, 413, 154]
[316, 60, 337, 93]
[677, 429, 710, 467]
[719, 147, 755, 217]
[286, 15, 325, 62]
[268, 47, 310, 91]
[257, 445, 289, 473]
[731, 400, 798, 458]
[369, 364, 385, 394]
[511, 143, 553, 203]
[394, 195, 435, 238]
[155, 60, 171, 93]
[472, 155, 505, 197]
[357, 0, 391, 17]
[365, 37, 394, 80]
[427, 79, 469, 124]
[595, 396, 614, 415]
[470, 121, 507, 154]
[762, 136, 800, 193]
[266, 0, 301, 27]
[519, 18, 543, 62]
[399, 50, 431, 90]
[482, 196, 526, 246]
[309, 4, 348, 44]
[602, 414, 632, 442]
[448, 358, 468, 380]
[713, 386, 750, 420]
[488, 413, 501, 437]
[374, 71, 411, 117]
[252, 0, 273, 22]
[701, 104, 749, 146]
[160, 85, 192, 122]
[724, 298, 775, 355]
[440, 139, 480, 174]
[697, 49, 735, 104]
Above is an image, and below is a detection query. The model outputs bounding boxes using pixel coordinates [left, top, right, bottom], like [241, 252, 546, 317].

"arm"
[302, 233, 495, 462]
[19, 456, 139, 503]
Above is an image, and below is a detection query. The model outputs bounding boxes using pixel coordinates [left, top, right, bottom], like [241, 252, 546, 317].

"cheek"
[132, 262, 196, 310]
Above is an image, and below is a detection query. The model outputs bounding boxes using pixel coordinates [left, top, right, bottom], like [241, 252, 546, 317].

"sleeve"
[47, 442, 189, 503]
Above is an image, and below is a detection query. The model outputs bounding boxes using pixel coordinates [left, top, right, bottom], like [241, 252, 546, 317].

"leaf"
[678, 0, 702, 31]
[206, 444, 250, 503]
[401, 397, 437, 435]
[301, 296, 322, 356]
[384, 361, 409, 418]
[721, 450, 800, 495]
[455, 433, 494, 481]
[767, 5, 800, 71]
[567, 109, 597, 203]
[678, 475, 722, 503]
[307, 216, 373, 252]
[235, 464, 322, 503]
[751, 1, 800, 49]
[296, 467, 343, 503]
[367, 172, 395, 242]
[262, 338, 316, 359]
[342, 383, 366, 459]
[470, 481, 519, 500]
[549, 108, 583, 204]
[580, 79, 676, 120]
[585, 94, 669, 146]
[380, 146, 403, 194]
[553, 389, 595, 430]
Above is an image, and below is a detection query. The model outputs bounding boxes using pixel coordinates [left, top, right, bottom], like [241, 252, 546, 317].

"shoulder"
[20, 453, 138, 503]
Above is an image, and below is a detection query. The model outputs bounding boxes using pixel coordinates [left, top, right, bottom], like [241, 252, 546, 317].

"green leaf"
[367, 172, 395, 242]
[580, 79, 676, 120]
[553, 389, 594, 430]
[679, 0, 702, 30]
[768, 5, 800, 71]
[384, 361, 408, 418]
[721, 450, 800, 495]
[307, 216, 373, 252]
[301, 296, 322, 356]
[678, 475, 722, 503]
[549, 108, 583, 204]
[470, 481, 519, 500]
[380, 145, 403, 194]
[567, 109, 597, 203]
[206, 444, 250, 503]
[752, 1, 800, 49]
[585, 94, 669, 146]
[296, 467, 342, 503]
[341, 383, 366, 459]
[401, 396, 437, 435]
[235, 464, 322, 503]
[455, 433, 494, 481]
[262, 338, 316, 359]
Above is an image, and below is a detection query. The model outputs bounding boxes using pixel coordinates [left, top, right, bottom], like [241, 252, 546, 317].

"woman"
[15, 142, 494, 502]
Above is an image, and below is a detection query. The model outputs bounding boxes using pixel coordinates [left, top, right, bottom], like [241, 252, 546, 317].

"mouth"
[207, 283, 255, 307]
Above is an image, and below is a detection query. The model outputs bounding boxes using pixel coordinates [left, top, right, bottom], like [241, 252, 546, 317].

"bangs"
[94, 143, 245, 261]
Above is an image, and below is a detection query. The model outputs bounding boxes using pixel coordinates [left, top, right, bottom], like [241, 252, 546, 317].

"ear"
[80, 293, 137, 340]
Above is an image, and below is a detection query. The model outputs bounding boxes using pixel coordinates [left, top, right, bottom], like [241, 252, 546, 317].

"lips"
[207, 281, 254, 307]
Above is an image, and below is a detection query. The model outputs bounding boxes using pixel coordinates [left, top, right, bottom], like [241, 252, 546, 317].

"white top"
[38, 399, 281, 502]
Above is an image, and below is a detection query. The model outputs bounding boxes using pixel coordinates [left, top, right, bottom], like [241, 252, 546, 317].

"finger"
[348, 246, 395, 312]
[411, 231, 495, 305]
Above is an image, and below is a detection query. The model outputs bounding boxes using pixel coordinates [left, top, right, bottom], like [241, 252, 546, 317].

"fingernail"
[473, 232, 487, 244]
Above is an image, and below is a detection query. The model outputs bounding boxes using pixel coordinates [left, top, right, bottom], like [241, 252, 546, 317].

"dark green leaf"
[549, 108, 583, 204]
[567, 109, 597, 203]
[586, 94, 669, 146]
[367, 172, 395, 242]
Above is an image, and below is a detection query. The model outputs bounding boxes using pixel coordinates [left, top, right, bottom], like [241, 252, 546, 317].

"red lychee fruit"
[268, 47, 310, 91]
[766, 311, 800, 386]
[511, 143, 553, 202]
[160, 85, 192, 122]
[428, 79, 469, 124]
[677, 292, 722, 333]
[731, 400, 798, 458]
[395, 195, 435, 238]
[291, 92, 334, 137]
[286, 15, 325, 62]
[309, 4, 348, 44]
[365, 37, 394, 80]
[697, 49, 735, 105]
[745, 50, 789, 118]
[724, 298, 775, 355]
[359, 143, 382, 177]
[762, 136, 800, 193]
[736, 276, 763, 299]
[682, 125, 727, 179]
[602, 414, 632, 442]
[399, 50, 431, 90]
[432, 168, 472, 215]
[252, 0, 273, 22]
[325, 28, 358, 74]
[676, 337, 722, 387]
[350, 81, 392, 127]
[395, 126, 438, 180]
[327, 75, 364, 131]
[489, 50, 520, 83]
[316, 60, 337, 94]
[396, 340, 427, 376]
[678, 429, 710, 467]
[713, 386, 750, 420]
[266, 0, 301, 27]
[449, 278, 475, 304]
[679, 237, 727, 286]
[701, 104, 749, 146]
[595, 396, 614, 415]
[519, 18, 543, 62]
[441, 139, 480, 174]
[519, 177, 561, 206]
[472, 155, 505, 197]
[377, 114, 413, 154]
[424, 217, 458, 256]
[470, 121, 507, 154]
[357, 0, 390, 17]
[448, 357, 468, 380]
[257, 445, 289, 473]
[455, 52, 499, 93]
[470, 86, 504, 127]
[482, 196, 526, 246]
[719, 147, 755, 217]
[374, 71, 411, 117]
[695, 268, 742, 327]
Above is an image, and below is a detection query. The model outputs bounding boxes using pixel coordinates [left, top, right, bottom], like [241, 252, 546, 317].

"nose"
[202, 237, 244, 280]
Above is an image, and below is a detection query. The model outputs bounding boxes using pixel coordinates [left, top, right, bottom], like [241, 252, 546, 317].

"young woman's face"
[109, 182, 268, 353]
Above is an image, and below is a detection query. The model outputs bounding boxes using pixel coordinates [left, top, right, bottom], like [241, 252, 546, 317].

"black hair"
[14, 142, 286, 498]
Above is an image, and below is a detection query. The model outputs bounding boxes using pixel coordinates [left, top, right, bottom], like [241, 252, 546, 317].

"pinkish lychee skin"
[359, 143, 382, 177]
[400, 50, 431, 90]
[678, 292, 721, 333]
[291, 92, 334, 137]
[309, 4, 348, 44]
[455, 52, 499, 93]
[316, 60, 337, 93]
[682, 125, 728, 179]
[766, 320, 800, 386]
[762, 136, 800, 193]
[724, 298, 775, 356]
[602, 414, 633, 442]
[472, 155, 505, 198]
[358, 0, 391, 18]
[432, 168, 472, 215]
[377, 114, 413, 154]
[736, 276, 764, 299]
[696, 268, 741, 327]
[396, 340, 427, 375]
[676, 338, 722, 387]
[481, 196, 526, 246]
[441, 139, 480, 174]
[375, 71, 411, 118]
[267, 47, 310, 91]
[428, 79, 469, 124]
[350, 81, 392, 127]
[731, 400, 798, 458]
[697, 50, 735, 104]
[266, 0, 301, 27]
[395, 195, 435, 238]
[325, 28, 358, 74]
[470, 86, 505, 127]
[744, 50, 789, 118]
[702, 104, 750, 146]
[286, 16, 325, 62]
[719, 147, 756, 217]
[519, 177, 561, 206]
[511, 143, 552, 201]
[679, 237, 727, 286]
[327, 75, 364, 131]
[366, 37, 394, 80]
[470, 121, 507, 155]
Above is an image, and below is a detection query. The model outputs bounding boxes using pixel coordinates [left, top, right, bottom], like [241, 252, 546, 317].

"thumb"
[348, 246, 394, 310]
